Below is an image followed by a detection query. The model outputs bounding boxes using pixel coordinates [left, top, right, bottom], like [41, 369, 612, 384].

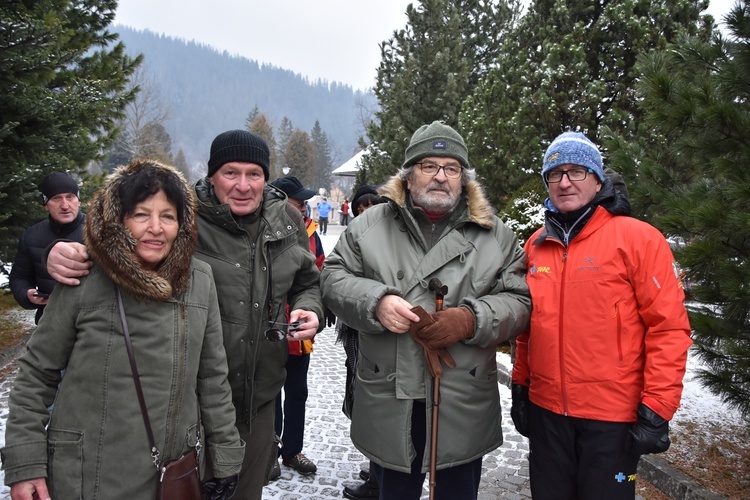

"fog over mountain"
[115, 26, 376, 171]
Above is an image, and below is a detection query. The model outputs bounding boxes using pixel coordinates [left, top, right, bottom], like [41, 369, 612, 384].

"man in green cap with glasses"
[321, 121, 531, 499]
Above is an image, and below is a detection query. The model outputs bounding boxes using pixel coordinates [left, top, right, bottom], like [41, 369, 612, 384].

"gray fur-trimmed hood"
[84, 160, 198, 302]
[378, 174, 496, 228]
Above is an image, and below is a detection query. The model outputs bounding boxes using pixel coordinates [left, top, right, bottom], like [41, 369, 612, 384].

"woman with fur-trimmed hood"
[1, 160, 244, 499]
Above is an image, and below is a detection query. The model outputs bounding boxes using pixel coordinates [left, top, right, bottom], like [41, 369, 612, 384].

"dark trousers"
[528, 402, 640, 500]
[371, 401, 483, 500]
[319, 216, 328, 234]
[274, 353, 310, 460]
[235, 402, 275, 500]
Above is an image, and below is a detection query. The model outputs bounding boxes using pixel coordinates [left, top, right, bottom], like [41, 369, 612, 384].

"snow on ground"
[0, 224, 745, 498]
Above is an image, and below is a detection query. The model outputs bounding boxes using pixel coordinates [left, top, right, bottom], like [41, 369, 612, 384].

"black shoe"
[343, 477, 379, 500]
[359, 468, 369, 482]
[267, 459, 280, 482]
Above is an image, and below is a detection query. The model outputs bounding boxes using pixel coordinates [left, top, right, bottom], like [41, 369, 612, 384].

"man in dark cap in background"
[45, 130, 324, 500]
[10, 172, 84, 324]
[267, 176, 325, 480]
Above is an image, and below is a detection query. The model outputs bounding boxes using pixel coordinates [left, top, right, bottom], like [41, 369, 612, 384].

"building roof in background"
[332, 149, 368, 176]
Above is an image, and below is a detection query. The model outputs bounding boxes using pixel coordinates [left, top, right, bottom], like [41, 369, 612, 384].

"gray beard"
[410, 185, 459, 213]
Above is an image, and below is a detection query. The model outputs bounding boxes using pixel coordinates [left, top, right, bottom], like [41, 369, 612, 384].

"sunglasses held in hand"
[265, 320, 301, 342]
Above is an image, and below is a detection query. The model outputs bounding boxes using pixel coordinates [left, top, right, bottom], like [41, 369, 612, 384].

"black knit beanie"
[351, 185, 380, 217]
[207, 130, 271, 179]
[40, 172, 79, 205]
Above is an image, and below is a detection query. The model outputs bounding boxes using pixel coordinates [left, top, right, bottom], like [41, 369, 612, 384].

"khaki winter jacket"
[320, 176, 531, 472]
[1, 161, 244, 497]
[193, 179, 323, 429]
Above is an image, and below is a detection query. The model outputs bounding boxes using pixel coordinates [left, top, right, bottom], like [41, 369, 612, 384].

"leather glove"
[510, 384, 530, 438]
[202, 474, 239, 500]
[409, 306, 456, 378]
[628, 403, 671, 455]
[324, 307, 336, 327]
[413, 306, 475, 349]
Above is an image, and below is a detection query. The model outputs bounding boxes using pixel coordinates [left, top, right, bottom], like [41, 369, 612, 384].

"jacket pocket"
[47, 428, 83, 500]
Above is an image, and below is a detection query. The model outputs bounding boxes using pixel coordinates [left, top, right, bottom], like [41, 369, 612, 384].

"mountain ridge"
[114, 26, 375, 172]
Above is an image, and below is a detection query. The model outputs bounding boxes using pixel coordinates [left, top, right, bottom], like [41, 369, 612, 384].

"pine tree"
[310, 120, 332, 193]
[363, 0, 521, 182]
[135, 122, 172, 163]
[276, 117, 294, 175]
[247, 113, 278, 178]
[245, 105, 260, 130]
[605, 1, 750, 418]
[460, 0, 713, 237]
[172, 149, 191, 181]
[284, 129, 315, 188]
[0, 0, 140, 265]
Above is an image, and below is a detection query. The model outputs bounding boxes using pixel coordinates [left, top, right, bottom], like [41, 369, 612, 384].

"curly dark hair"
[117, 160, 189, 226]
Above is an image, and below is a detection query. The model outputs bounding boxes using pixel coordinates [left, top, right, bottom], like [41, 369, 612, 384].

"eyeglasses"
[415, 161, 464, 179]
[544, 167, 593, 183]
[265, 320, 301, 342]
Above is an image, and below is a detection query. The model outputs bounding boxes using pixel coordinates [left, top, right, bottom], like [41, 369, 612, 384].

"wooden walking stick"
[427, 278, 448, 500]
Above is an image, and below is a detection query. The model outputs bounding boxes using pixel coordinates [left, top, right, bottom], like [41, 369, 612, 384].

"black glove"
[202, 474, 239, 500]
[324, 307, 336, 327]
[510, 384, 530, 438]
[628, 403, 670, 455]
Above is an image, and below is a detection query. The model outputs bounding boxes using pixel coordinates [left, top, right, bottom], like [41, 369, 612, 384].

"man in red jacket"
[511, 131, 692, 500]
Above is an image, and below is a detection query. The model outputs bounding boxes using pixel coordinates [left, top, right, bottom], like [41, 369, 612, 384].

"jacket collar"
[49, 211, 85, 234]
[378, 174, 496, 229]
[194, 177, 300, 243]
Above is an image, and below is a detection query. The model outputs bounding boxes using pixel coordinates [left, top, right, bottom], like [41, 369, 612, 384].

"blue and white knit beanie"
[542, 132, 605, 187]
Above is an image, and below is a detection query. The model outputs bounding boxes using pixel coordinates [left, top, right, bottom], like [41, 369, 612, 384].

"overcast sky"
[114, 0, 738, 92]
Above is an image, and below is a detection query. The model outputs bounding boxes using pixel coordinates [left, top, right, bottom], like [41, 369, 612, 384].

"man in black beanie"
[45, 130, 324, 500]
[9, 172, 85, 324]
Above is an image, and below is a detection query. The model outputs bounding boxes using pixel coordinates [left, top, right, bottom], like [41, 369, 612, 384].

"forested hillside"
[115, 26, 374, 170]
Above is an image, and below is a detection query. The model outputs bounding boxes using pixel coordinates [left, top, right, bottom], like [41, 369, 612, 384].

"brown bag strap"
[116, 286, 161, 469]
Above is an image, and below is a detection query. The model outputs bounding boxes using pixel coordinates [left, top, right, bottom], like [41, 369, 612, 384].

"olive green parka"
[193, 178, 323, 429]
[1, 161, 244, 498]
[321, 175, 531, 472]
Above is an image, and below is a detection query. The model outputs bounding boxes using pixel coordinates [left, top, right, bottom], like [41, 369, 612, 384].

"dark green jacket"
[194, 178, 323, 428]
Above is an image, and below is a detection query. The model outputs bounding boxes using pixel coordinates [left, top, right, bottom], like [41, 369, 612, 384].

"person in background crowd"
[267, 176, 325, 479]
[9, 172, 85, 324]
[340, 199, 350, 226]
[316, 197, 332, 235]
[44, 130, 324, 500]
[321, 121, 531, 499]
[1, 160, 244, 499]
[336, 184, 384, 500]
[511, 131, 692, 500]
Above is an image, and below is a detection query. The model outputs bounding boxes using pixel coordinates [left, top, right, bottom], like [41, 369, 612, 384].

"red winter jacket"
[513, 206, 692, 422]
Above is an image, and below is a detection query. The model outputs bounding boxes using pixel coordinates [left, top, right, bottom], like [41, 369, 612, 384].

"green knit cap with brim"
[402, 121, 470, 169]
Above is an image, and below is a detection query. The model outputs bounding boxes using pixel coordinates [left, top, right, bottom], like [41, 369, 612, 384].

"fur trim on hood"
[378, 174, 496, 228]
[85, 160, 198, 302]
